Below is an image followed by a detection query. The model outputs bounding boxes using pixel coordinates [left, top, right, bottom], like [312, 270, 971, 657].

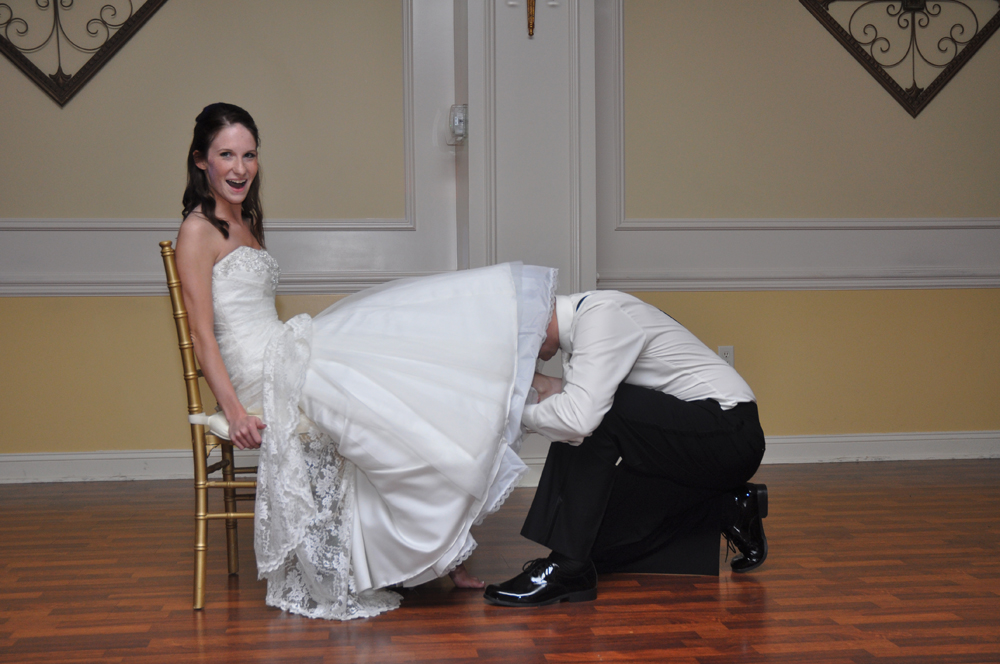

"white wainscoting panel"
[593, 0, 1000, 292]
[0, 0, 462, 298]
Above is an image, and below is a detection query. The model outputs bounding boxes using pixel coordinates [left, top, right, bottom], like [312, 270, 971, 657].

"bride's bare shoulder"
[177, 211, 226, 264]
[179, 208, 213, 237]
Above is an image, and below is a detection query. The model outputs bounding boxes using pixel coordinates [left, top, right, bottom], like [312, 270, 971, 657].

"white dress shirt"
[521, 291, 756, 444]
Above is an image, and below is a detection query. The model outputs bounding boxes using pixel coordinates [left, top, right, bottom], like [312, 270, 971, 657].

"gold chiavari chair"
[159, 240, 257, 610]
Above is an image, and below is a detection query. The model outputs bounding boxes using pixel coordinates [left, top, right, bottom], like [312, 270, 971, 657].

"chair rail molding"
[597, 266, 1000, 292]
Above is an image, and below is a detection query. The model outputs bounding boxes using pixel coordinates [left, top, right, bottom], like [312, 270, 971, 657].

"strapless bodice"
[212, 246, 285, 410]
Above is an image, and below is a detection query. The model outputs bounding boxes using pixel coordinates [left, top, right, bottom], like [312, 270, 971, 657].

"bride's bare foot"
[449, 564, 485, 589]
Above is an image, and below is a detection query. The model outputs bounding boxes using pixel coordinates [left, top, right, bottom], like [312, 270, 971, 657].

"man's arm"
[531, 372, 563, 402]
[522, 300, 645, 443]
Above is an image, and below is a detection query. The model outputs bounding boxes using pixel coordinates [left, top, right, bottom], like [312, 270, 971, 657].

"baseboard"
[519, 430, 1000, 487]
[758, 430, 1000, 464]
[0, 449, 260, 484]
[2, 431, 997, 484]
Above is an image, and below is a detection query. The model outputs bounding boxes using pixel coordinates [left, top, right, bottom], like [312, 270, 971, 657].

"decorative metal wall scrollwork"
[0, 0, 169, 106]
[800, 0, 1000, 116]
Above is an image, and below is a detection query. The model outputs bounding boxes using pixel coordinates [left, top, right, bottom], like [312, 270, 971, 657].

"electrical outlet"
[718, 346, 734, 367]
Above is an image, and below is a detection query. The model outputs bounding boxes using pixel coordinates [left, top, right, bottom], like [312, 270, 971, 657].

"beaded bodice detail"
[213, 245, 280, 290]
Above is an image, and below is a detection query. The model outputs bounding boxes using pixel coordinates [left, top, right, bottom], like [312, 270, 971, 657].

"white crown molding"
[617, 217, 1000, 232]
[6, 430, 995, 484]
[598, 267, 1000, 291]
[0, 217, 413, 232]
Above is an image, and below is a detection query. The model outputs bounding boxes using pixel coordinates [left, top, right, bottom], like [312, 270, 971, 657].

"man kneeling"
[484, 291, 769, 607]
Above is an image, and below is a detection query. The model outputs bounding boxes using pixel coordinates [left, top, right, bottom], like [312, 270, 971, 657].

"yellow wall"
[3, 289, 996, 454]
[634, 290, 1000, 437]
[0, 294, 342, 454]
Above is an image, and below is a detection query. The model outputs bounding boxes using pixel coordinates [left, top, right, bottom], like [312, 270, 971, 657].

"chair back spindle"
[159, 240, 256, 610]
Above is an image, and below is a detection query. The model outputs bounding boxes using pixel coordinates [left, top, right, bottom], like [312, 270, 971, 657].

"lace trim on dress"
[473, 464, 522, 527]
[254, 313, 400, 620]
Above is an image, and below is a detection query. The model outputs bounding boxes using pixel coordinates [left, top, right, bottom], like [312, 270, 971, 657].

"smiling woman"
[182, 103, 265, 250]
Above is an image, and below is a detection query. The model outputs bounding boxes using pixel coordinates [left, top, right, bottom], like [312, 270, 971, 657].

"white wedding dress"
[211, 246, 556, 620]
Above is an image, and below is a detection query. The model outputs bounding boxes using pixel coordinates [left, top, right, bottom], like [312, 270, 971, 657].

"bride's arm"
[175, 217, 266, 450]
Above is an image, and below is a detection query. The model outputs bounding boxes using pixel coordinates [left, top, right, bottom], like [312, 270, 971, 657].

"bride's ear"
[193, 151, 208, 171]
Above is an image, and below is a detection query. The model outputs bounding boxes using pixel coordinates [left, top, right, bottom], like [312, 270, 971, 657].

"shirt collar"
[555, 295, 575, 353]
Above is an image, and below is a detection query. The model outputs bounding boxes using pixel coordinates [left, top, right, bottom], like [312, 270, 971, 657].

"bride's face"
[195, 124, 259, 208]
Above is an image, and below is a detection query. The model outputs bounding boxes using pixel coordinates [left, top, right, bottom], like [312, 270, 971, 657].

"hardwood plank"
[0, 459, 998, 663]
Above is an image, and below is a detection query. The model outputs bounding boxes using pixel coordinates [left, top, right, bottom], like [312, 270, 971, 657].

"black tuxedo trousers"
[521, 383, 765, 574]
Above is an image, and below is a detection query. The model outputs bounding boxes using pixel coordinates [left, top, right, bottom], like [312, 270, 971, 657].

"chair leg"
[220, 444, 240, 575]
[194, 511, 208, 610]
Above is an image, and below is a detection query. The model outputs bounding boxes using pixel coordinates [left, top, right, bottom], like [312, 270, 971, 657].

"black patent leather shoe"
[483, 557, 598, 607]
[723, 483, 768, 573]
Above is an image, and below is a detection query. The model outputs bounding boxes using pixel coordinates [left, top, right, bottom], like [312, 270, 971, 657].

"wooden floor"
[1, 460, 998, 663]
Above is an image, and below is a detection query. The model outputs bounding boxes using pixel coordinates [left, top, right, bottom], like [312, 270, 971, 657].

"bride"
[174, 103, 556, 620]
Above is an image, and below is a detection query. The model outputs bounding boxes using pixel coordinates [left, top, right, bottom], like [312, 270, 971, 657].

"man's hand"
[532, 372, 563, 402]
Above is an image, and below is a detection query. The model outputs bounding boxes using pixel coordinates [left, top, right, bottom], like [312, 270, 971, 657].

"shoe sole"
[754, 483, 768, 519]
[484, 587, 597, 607]
[731, 535, 767, 573]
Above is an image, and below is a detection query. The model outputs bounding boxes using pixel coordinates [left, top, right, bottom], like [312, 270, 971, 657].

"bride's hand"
[230, 413, 266, 450]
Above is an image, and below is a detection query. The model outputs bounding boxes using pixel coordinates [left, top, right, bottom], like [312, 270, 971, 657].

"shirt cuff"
[521, 404, 585, 445]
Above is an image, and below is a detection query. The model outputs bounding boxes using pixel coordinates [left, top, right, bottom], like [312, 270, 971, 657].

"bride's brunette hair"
[182, 102, 265, 247]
